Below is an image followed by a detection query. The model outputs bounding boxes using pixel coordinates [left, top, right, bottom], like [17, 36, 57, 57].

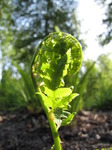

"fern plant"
[31, 32, 82, 150]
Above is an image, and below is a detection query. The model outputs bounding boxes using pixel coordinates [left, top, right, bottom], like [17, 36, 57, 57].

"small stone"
[96, 134, 101, 140]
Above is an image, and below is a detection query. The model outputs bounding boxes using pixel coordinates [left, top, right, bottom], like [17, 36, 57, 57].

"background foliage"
[84, 54, 112, 110]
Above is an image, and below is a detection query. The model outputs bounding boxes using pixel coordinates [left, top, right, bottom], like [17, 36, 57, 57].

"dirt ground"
[0, 108, 112, 150]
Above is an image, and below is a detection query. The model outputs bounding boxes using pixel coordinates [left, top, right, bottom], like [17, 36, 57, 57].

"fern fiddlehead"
[31, 32, 82, 150]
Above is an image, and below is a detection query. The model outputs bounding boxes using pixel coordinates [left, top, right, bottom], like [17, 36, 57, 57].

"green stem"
[48, 113, 62, 150]
[39, 96, 62, 150]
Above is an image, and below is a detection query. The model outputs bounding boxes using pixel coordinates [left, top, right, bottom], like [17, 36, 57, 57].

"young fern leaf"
[31, 32, 82, 150]
[54, 93, 79, 109]
[61, 112, 76, 126]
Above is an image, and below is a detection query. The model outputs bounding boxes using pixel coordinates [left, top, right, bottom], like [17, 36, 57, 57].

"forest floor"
[0, 108, 112, 150]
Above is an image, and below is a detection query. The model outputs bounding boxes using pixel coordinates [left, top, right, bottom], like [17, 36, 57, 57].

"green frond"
[31, 32, 82, 129]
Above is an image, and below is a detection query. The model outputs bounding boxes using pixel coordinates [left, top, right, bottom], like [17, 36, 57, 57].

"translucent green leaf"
[31, 32, 82, 91]
[62, 48, 71, 76]
[61, 112, 76, 126]
[53, 93, 79, 109]
[43, 86, 53, 98]
[55, 88, 72, 98]
[41, 63, 50, 71]
[53, 99, 62, 109]
[61, 93, 79, 106]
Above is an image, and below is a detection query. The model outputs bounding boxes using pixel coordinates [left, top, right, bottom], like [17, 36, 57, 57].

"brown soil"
[0, 108, 112, 150]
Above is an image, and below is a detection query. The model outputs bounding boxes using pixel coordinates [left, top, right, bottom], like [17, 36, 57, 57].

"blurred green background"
[0, 0, 112, 112]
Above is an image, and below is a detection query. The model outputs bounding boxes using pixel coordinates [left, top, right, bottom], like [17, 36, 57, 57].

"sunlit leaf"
[32, 32, 82, 91]
[54, 93, 79, 109]
[43, 86, 53, 98]
[61, 112, 76, 126]
[55, 88, 72, 98]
